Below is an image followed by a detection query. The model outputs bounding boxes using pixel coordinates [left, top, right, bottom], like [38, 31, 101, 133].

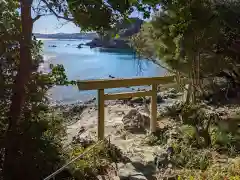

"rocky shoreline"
[54, 85, 240, 180]
[52, 87, 183, 122]
[53, 87, 184, 179]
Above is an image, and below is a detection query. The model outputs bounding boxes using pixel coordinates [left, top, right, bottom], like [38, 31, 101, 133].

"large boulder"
[159, 88, 183, 99]
[86, 38, 104, 48]
[122, 109, 150, 133]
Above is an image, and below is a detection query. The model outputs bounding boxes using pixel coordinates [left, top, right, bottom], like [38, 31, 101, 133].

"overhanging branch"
[41, 0, 74, 22]
[32, 14, 42, 22]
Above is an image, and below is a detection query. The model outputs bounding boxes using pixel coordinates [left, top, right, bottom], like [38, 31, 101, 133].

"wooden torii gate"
[77, 76, 175, 140]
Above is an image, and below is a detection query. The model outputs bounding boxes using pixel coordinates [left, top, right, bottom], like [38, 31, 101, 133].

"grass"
[66, 139, 128, 180]
[178, 157, 240, 180]
[150, 100, 240, 179]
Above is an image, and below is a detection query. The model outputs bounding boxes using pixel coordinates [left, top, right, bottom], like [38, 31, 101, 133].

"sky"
[33, 15, 80, 34]
[33, 11, 143, 34]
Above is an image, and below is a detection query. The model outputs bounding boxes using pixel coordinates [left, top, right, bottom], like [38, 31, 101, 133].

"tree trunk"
[3, 0, 33, 179]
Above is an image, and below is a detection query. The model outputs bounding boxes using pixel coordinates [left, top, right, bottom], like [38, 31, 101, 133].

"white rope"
[43, 135, 111, 180]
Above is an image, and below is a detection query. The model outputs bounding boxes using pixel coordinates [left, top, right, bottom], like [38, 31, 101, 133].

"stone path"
[66, 101, 174, 180]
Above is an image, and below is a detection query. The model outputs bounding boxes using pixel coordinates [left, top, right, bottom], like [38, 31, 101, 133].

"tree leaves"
[132, 0, 240, 81]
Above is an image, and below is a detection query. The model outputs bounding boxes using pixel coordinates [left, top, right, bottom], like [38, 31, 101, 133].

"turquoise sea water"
[40, 39, 165, 104]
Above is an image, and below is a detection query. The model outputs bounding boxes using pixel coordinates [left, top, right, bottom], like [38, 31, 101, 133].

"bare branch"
[54, 20, 70, 29]
[32, 14, 42, 22]
[36, 0, 42, 9]
[41, 0, 74, 22]
[32, 13, 53, 22]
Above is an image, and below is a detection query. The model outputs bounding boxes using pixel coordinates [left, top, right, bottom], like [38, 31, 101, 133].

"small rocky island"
[85, 18, 143, 49]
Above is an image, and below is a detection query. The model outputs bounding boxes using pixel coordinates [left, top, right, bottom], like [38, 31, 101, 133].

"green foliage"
[65, 0, 158, 32]
[1, 0, 163, 179]
[178, 158, 240, 180]
[210, 125, 240, 156]
[179, 125, 196, 145]
[171, 141, 212, 170]
[67, 140, 127, 180]
[144, 127, 169, 146]
[0, 1, 76, 179]
[132, 0, 240, 99]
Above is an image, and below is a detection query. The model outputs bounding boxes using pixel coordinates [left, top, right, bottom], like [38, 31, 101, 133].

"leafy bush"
[179, 125, 198, 145]
[178, 158, 240, 180]
[171, 142, 212, 170]
[0, 1, 75, 179]
[67, 140, 128, 180]
[144, 127, 169, 146]
[210, 126, 240, 156]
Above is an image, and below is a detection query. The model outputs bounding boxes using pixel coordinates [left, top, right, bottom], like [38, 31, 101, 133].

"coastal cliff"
[85, 18, 143, 49]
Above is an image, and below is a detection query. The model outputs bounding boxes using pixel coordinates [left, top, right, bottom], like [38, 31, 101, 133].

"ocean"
[39, 38, 165, 104]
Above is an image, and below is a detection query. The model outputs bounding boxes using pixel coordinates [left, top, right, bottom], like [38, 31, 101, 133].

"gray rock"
[161, 92, 177, 99]
[71, 136, 94, 147]
[130, 97, 151, 104]
[58, 103, 87, 117]
[157, 94, 164, 103]
[85, 97, 96, 104]
[130, 97, 144, 104]
[154, 147, 174, 169]
[159, 88, 182, 100]
[97, 176, 120, 180]
[113, 177, 121, 180]
[129, 175, 148, 180]
[122, 109, 150, 133]
[118, 163, 147, 180]
[49, 45, 57, 47]
[168, 88, 177, 94]
[77, 44, 83, 48]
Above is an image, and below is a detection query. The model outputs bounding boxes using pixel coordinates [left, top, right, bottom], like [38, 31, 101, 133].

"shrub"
[67, 140, 128, 180]
[210, 126, 240, 156]
[171, 142, 212, 170]
[179, 125, 199, 146]
[178, 158, 240, 180]
[144, 127, 169, 146]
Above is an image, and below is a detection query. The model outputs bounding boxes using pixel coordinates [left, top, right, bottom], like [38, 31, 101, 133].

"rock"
[78, 126, 85, 134]
[97, 175, 121, 180]
[130, 97, 144, 104]
[85, 38, 103, 48]
[49, 45, 57, 47]
[72, 136, 94, 147]
[86, 38, 130, 49]
[158, 88, 183, 100]
[122, 109, 150, 133]
[160, 90, 179, 99]
[61, 104, 87, 117]
[168, 88, 177, 94]
[118, 163, 147, 180]
[154, 153, 169, 169]
[145, 97, 151, 104]
[154, 147, 174, 170]
[117, 111, 125, 116]
[109, 75, 115, 78]
[166, 176, 178, 180]
[77, 44, 83, 48]
[157, 94, 164, 104]
[85, 97, 96, 104]
[129, 175, 148, 180]
[130, 97, 151, 104]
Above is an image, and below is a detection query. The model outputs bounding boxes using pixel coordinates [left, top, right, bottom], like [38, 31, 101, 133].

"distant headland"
[34, 32, 98, 40]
